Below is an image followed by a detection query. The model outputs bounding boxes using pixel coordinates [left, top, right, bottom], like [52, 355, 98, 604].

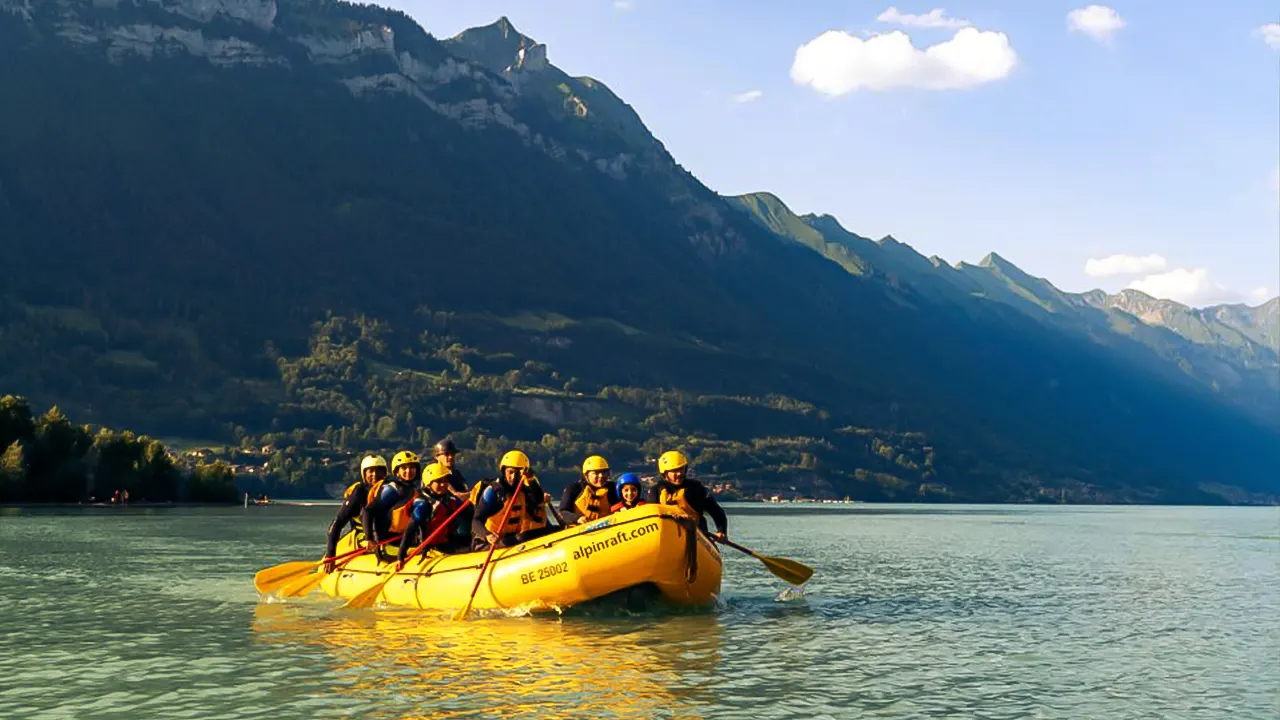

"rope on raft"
[674, 516, 699, 584]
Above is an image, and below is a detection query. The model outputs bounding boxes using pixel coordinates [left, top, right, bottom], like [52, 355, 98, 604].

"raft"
[320, 504, 722, 612]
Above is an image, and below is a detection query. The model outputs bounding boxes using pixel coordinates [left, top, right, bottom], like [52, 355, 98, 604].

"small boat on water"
[318, 504, 722, 612]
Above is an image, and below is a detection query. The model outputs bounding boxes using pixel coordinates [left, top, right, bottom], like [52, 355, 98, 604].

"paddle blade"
[759, 555, 814, 586]
[278, 570, 326, 598]
[254, 561, 319, 594]
[343, 574, 392, 610]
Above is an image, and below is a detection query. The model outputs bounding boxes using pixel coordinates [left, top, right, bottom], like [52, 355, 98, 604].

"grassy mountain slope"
[728, 191, 1280, 421]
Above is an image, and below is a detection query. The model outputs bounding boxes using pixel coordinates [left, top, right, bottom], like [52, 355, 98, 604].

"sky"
[393, 1, 1278, 307]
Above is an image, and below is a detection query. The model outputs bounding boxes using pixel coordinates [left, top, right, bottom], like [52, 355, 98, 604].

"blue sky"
[395, 1, 1278, 307]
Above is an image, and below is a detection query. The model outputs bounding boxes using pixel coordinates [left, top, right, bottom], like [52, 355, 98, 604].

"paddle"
[454, 473, 527, 620]
[712, 536, 814, 586]
[253, 534, 402, 594]
[547, 501, 567, 527]
[278, 542, 378, 598]
[342, 499, 474, 610]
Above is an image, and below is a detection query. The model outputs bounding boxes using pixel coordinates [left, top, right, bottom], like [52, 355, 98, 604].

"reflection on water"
[2, 505, 1278, 719]
[252, 603, 724, 720]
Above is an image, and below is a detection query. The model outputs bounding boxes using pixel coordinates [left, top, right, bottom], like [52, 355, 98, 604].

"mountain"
[1, 0, 1277, 504]
[728, 192, 1280, 419]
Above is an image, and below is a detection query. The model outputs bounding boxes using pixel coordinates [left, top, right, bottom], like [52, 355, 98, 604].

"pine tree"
[0, 440, 27, 502]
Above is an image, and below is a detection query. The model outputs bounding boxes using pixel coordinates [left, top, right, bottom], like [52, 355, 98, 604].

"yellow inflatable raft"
[320, 504, 722, 612]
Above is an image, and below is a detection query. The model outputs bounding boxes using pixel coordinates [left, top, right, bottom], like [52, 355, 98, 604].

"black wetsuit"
[442, 468, 476, 531]
[471, 476, 551, 549]
[442, 467, 469, 494]
[647, 479, 728, 535]
[325, 481, 371, 559]
[558, 479, 620, 525]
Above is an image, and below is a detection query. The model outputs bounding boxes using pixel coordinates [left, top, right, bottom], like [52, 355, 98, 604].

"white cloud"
[1127, 268, 1266, 307]
[1249, 286, 1272, 304]
[1084, 253, 1168, 277]
[1258, 23, 1280, 49]
[1066, 5, 1126, 42]
[790, 27, 1017, 95]
[876, 7, 970, 30]
[613, 0, 632, 11]
[730, 89, 763, 103]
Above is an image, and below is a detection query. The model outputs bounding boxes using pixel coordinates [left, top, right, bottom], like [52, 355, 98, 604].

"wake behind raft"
[260, 505, 723, 613]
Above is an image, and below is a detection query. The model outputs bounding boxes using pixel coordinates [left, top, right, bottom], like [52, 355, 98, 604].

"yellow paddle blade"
[278, 570, 326, 598]
[757, 554, 814, 586]
[254, 560, 319, 594]
[343, 571, 394, 610]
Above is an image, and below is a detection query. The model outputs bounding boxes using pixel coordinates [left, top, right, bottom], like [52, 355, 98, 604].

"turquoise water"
[1, 504, 1276, 719]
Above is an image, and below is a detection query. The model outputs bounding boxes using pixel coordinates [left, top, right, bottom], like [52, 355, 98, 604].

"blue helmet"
[616, 473, 642, 494]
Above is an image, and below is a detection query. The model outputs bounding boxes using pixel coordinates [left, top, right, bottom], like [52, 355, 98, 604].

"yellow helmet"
[391, 450, 421, 473]
[581, 455, 610, 474]
[359, 455, 388, 474]
[657, 450, 688, 474]
[422, 461, 451, 485]
[499, 450, 531, 470]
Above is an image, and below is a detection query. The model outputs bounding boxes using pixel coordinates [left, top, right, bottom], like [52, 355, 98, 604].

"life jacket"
[483, 479, 548, 537]
[367, 479, 418, 534]
[573, 481, 613, 522]
[658, 483, 699, 521]
[420, 493, 465, 545]
[610, 499, 646, 513]
[468, 480, 485, 506]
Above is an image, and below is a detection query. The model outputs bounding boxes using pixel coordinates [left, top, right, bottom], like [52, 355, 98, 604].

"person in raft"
[432, 438, 471, 499]
[611, 473, 646, 513]
[322, 454, 388, 572]
[432, 437, 477, 535]
[558, 455, 619, 525]
[395, 461, 470, 566]
[471, 450, 552, 550]
[360, 450, 422, 563]
[648, 451, 728, 540]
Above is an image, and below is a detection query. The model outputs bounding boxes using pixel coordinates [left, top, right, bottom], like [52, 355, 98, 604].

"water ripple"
[1, 505, 1276, 718]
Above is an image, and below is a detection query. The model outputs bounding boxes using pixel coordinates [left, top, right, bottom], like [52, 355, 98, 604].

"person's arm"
[471, 487, 499, 543]
[324, 492, 363, 570]
[699, 485, 728, 537]
[558, 481, 583, 524]
[396, 519, 416, 562]
[449, 470, 469, 497]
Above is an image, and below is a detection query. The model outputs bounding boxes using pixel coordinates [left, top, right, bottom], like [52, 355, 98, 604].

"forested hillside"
[1, 0, 1276, 504]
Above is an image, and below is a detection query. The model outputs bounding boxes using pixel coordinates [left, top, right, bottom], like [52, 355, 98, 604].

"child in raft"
[396, 461, 471, 567]
[610, 473, 647, 512]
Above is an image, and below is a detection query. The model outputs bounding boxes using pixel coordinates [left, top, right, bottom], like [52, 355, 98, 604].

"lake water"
[1, 503, 1276, 719]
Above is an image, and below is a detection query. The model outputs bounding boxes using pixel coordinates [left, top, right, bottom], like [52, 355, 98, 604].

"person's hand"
[543, 492, 552, 503]
[322, 557, 336, 573]
[396, 559, 406, 572]
[487, 532, 499, 545]
[576, 516, 587, 525]
[714, 531, 727, 542]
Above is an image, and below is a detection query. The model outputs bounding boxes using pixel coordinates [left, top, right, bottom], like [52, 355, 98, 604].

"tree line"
[0, 395, 237, 504]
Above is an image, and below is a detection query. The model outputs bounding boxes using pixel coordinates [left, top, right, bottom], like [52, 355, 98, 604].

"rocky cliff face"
[8, 1, 753, 260]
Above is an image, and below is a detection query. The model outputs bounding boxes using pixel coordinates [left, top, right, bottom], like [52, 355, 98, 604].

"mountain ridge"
[726, 190, 1280, 422]
[2, 1, 1277, 504]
